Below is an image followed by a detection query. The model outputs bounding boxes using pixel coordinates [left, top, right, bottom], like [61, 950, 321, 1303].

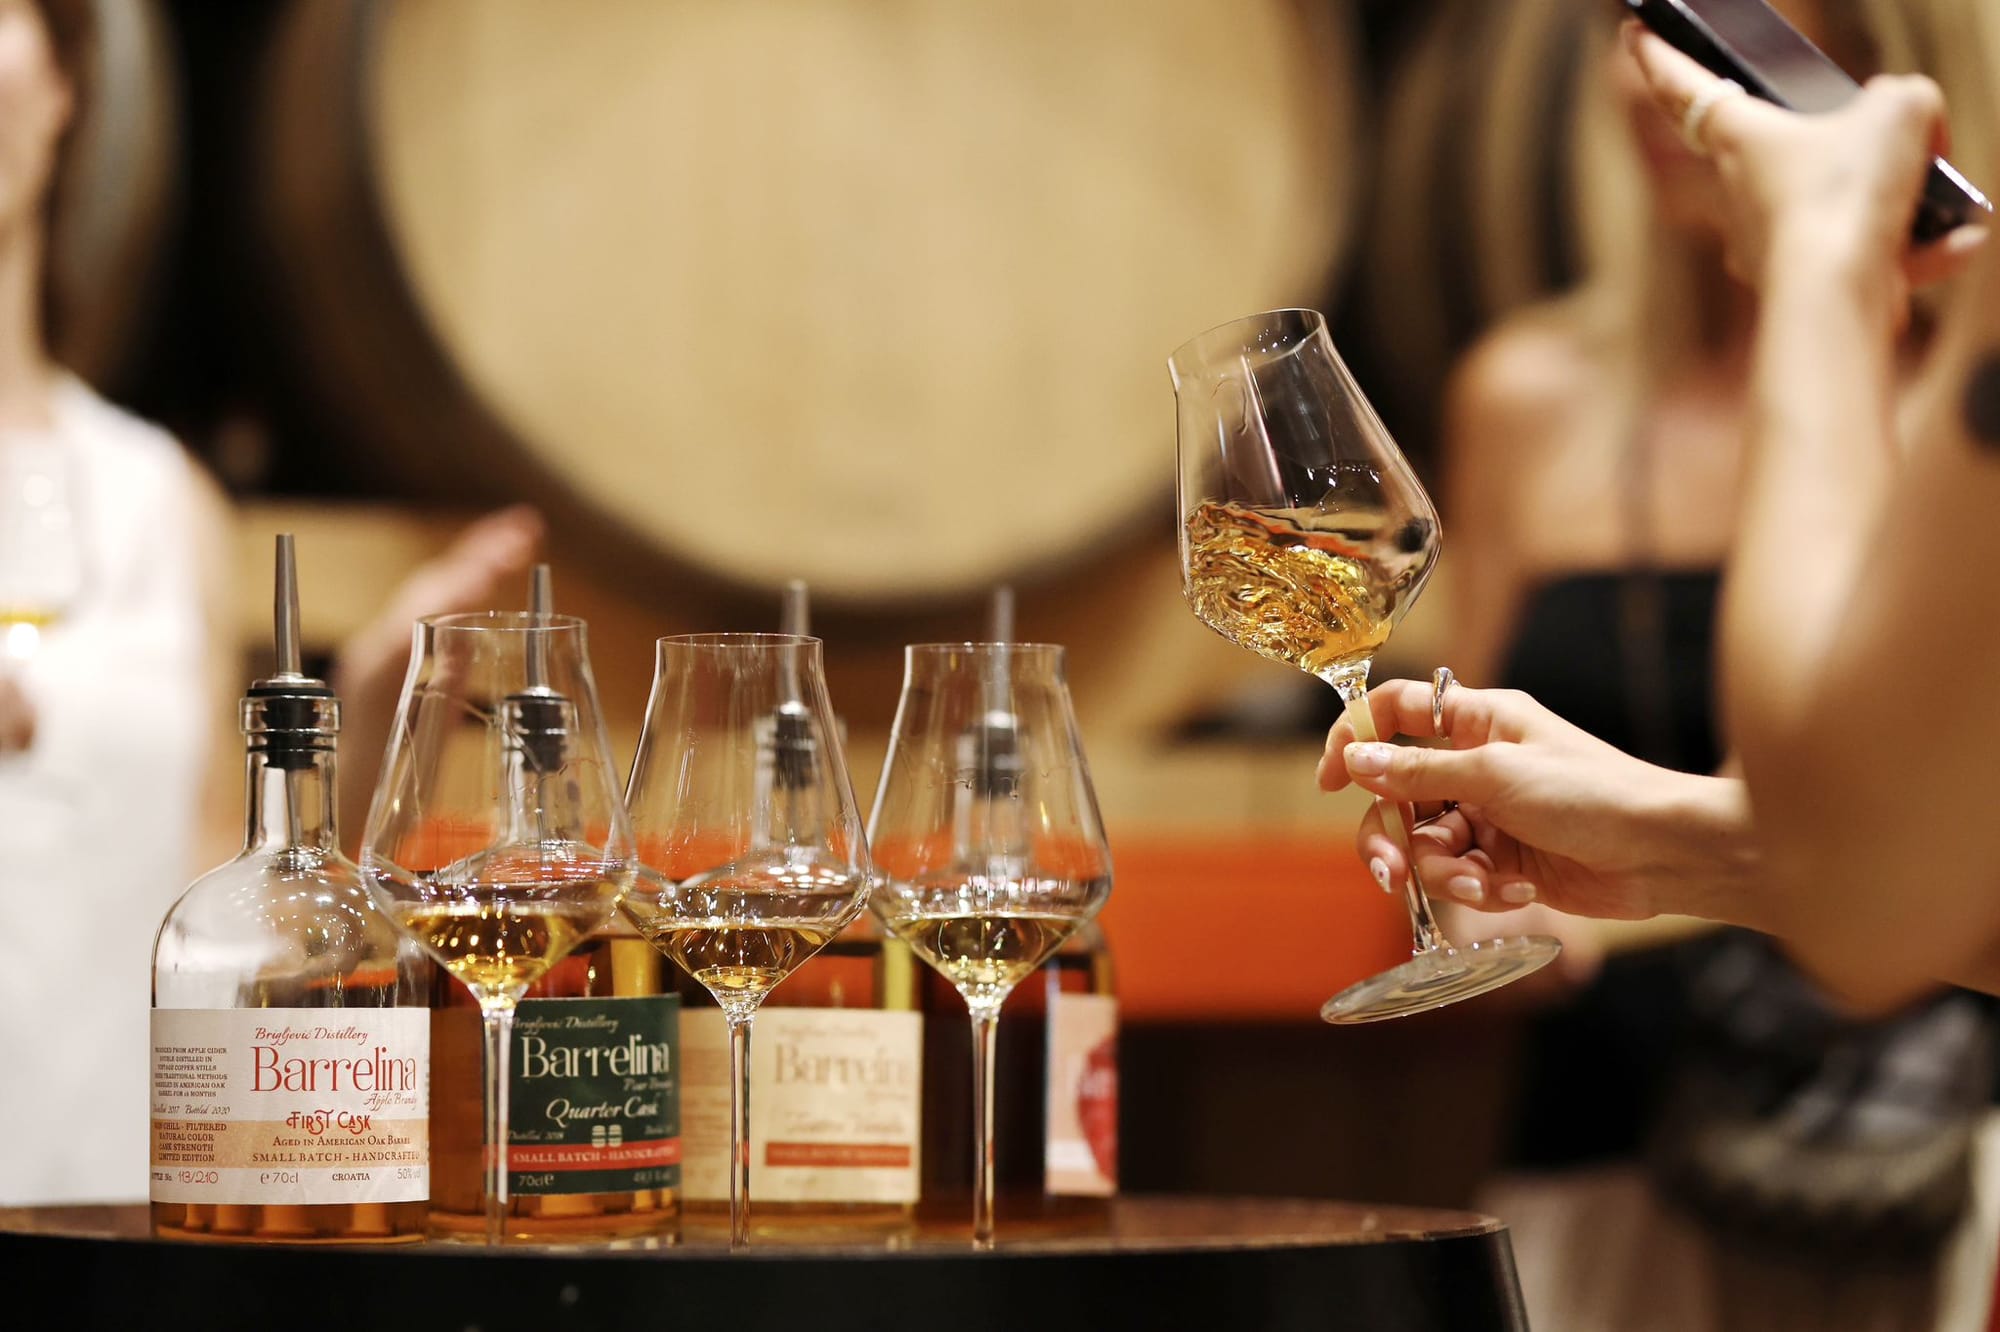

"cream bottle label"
[1045, 992, 1117, 1195]
[149, 1009, 429, 1206]
[681, 1008, 921, 1204]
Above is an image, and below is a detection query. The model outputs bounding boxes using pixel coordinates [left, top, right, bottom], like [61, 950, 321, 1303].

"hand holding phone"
[1624, 0, 1991, 241]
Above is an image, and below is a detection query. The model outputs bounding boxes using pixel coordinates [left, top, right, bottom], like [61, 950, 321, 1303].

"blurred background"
[79, 0, 1566, 1206]
[0, 0, 1789, 1188]
[18, 0, 2000, 1324]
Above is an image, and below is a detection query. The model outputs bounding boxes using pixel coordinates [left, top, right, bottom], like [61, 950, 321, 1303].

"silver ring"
[1681, 77, 1745, 154]
[1431, 666, 1456, 736]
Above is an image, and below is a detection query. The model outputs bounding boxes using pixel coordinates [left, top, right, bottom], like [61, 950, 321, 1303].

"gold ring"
[1680, 77, 1745, 154]
[1431, 666, 1456, 736]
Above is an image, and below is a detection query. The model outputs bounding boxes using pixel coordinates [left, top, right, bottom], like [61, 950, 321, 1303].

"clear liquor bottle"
[150, 537, 429, 1243]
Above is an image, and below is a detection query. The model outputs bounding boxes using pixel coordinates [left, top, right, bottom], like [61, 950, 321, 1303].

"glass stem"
[727, 1010, 754, 1250]
[1335, 680, 1448, 956]
[479, 1001, 516, 1247]
[970, 1003, 1001, 1249]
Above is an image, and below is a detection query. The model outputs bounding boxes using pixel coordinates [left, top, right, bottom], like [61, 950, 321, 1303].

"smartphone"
[1625, 0, 1992, 241]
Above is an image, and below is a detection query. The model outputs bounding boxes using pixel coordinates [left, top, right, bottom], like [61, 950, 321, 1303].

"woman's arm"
[1628, 27, 2000, 1008]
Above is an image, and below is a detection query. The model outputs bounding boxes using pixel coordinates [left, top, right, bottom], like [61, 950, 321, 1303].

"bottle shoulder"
[154, 852, 419, 1007]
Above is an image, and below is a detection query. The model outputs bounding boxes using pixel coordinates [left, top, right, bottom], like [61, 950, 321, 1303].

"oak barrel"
[49, 0, 181, 386]
[256, 0, 1363, 606]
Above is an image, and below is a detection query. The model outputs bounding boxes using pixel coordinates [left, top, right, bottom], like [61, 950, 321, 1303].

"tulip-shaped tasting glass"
[621, 634, 872, 1250]
[868, 643, 1112, 1248]
[361, 612, 635, 1244]
[1171, 308, 1559, 1023]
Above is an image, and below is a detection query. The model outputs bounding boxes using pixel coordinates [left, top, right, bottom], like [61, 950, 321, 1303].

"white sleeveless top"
[0, 377, 214, 1204]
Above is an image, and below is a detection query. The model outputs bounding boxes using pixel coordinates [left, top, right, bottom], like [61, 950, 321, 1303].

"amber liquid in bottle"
[919, 921, 1117, 1234]
[677, 916, 924, 1237]
[429, 914, 681, 1240]
[151, 902, 429, 1246]
[151, 577, 429, 1244]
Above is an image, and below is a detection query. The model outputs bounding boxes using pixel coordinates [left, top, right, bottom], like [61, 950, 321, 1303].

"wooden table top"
[2, 1195, 1525, 1331]
[1, 1194, 1503, 1256]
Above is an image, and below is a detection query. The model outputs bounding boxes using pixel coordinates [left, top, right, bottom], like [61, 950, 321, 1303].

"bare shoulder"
[1446, 295, 1607, 447]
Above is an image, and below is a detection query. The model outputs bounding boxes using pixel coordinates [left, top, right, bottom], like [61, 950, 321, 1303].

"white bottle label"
[150, 1009, 429, 1206]
[681, 1007, 922, 1204]
[1046, 992, 1117, 1196]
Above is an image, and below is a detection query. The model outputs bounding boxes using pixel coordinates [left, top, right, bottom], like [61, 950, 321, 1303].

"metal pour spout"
[507, 562, 572, 774]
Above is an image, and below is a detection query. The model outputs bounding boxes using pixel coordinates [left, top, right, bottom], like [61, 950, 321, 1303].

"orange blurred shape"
[395, 818, 496, 873]
[634, 831, 751, 879]
[1099, 833, 1410, 1023]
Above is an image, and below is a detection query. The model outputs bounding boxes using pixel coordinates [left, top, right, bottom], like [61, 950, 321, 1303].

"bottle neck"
[499, 747, 584, 846]
[243, 746, 339, 854]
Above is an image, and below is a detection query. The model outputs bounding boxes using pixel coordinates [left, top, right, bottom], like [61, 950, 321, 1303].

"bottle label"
[1046, 992, 1117, 1196]
[149, 1009, 429, 1206]
[681, 1008, 922, 1203]
[506, 994, 681, 1196]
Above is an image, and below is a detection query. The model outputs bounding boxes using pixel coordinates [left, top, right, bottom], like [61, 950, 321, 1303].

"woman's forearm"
[1723, 231, 1900, 755]
[1725, 240, 2000, 1005]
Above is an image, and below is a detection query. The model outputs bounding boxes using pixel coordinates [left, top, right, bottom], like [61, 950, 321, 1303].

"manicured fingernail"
[1345, 742, 1394, 776]
[1370, 857, 1392, 893]
[1948, 224, 1990, 255]
[1447, 875, 1484, 903]
[1501, 881, 1538, 904]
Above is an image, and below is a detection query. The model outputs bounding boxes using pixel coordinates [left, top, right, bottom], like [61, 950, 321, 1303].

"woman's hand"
[1623, 22, 1985, 318]
[0, 672, 33, 753]
[330, 504, 545, 848]
[1318, 679, 1761, 928]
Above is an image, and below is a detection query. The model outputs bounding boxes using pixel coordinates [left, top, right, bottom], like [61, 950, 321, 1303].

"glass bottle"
[150, 536, 429, 1243]
[426, 565, 680, 1241]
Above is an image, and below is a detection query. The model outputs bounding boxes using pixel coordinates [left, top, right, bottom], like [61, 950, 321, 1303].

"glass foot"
[1319, 936, 1563, 1025]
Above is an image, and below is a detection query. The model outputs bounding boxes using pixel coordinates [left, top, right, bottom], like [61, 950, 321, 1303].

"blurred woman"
[0, 0, 544, 1204]
[1425, 0, 2000, 1325]
[0, 0, 228, 1206]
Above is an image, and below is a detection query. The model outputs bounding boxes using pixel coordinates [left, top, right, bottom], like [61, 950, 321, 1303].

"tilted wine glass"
[361, 612, 635, 1244]
[622, 633, 871, 1250]
[1171, 308, 1560, 1024]
[868, 643, 1113, 1248]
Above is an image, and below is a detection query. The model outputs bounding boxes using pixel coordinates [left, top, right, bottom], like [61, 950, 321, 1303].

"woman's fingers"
[1318, 679, 1432, 789]
[0, 674, 34, 752]
[1624, 23, 1738, 142]
[1343, 736, 1509, 807]
[1358, 807, 1500, 907]
[1319, 677, 1538, 790]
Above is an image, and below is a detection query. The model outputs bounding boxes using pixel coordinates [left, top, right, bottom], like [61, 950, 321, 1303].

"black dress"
[1495, 571, 1992, 1250]
[1497, 571, 1723, 1167]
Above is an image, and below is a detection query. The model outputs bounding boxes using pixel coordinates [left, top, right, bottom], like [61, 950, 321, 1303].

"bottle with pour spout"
[150, 535, 430, 1243]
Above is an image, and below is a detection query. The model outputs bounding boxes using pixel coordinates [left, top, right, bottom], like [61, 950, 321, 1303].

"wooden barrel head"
[267, 0, 1359, 606]
[49, 0, 179, 387]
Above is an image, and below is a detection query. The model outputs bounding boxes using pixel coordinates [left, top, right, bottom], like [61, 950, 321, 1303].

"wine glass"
[361, 612, 635, 1245]
[0, 427, 83, 661]
[1170, 308, 1560, 1024]
[622, 633, 871, 1250]
[868, 643, 1113, 1248]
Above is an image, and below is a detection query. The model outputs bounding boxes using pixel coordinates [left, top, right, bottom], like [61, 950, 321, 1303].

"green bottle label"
[506, 994, 680, 1197]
